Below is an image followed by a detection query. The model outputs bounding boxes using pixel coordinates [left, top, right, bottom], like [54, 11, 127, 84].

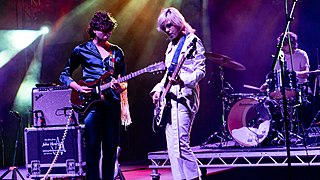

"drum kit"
[203, 52, 320, 148]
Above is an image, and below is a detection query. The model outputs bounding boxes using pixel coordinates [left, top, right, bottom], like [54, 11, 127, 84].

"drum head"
[227, 98, 272, 147]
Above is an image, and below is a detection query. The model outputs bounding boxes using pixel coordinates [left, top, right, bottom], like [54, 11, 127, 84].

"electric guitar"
[152, 38, 197, 132]
[71, 62, 165, 114]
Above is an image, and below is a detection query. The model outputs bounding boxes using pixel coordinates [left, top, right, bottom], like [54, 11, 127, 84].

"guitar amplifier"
[24, 125, 86, 178]
[32, 86, 78, 127]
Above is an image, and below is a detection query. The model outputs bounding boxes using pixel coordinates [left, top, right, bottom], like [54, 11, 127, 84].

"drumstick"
[243, 84, 260, 91]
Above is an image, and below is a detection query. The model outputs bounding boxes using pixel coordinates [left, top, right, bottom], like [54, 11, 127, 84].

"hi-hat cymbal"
[305, 69, 320, 75]
[205, 52, 246, 71]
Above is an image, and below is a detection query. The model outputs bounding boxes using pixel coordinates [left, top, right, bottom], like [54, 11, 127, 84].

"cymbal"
[305, 69, 320, 75]
[205, 52, 246, 71]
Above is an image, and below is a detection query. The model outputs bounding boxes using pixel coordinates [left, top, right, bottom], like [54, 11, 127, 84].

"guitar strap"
[162, 34, 187, 125]
[108, 49, 116, 74]
[167, 34, 187, 77]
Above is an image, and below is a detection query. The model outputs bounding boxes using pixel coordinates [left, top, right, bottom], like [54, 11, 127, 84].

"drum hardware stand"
[201, 66, 233, 148]
[287, 104, 304, 140]
[0, 111, 25, 180]
[307, 111, 320, 130]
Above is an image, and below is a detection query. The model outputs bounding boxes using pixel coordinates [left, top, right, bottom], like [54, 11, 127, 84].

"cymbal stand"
[201, 66, 232, 147]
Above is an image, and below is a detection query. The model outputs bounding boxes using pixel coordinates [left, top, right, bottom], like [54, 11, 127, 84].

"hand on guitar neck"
[168, 75, 184, 86]
[110, 76, 126, 93]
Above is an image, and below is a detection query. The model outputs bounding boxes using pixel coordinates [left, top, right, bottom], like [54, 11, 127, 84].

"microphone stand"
[0, 111, 25, 180]
[271, 0, 299, 176]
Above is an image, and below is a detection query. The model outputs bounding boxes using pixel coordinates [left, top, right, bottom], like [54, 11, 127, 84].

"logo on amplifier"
[41, 137, 66, 155]
[35, 93, 43, 101]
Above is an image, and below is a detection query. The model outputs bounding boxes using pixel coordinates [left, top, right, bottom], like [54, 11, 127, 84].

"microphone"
[207, 72, 214, 84]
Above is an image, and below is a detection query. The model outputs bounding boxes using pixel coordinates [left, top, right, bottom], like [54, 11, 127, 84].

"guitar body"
[153, 96, 171, 128]
[71, 72, 112, 114]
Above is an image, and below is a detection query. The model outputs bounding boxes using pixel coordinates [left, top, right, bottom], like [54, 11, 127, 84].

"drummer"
[260, 31, 310, 92]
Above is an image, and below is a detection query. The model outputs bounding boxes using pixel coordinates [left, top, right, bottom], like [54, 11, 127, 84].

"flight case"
[24, 125, 86, 179]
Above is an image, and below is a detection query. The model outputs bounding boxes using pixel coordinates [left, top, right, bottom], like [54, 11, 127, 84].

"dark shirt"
[59, 40, 126, 101]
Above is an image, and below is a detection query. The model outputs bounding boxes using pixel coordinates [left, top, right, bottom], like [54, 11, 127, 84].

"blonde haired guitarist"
[150, 7, 206, 180]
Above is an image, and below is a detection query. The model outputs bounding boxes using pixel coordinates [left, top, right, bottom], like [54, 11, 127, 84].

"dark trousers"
[84, 100, 120, 180]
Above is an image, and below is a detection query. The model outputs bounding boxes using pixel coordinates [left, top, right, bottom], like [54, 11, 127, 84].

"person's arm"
[59, 46, 92, 94]
[179, 36, 206, 88]
[296, 50, 310, 78]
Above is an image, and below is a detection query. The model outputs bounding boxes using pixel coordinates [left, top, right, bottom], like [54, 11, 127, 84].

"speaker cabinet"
[32, 86, 78, 127]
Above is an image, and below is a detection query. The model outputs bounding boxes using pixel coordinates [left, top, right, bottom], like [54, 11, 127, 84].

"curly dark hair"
[87, 11, 118, 38]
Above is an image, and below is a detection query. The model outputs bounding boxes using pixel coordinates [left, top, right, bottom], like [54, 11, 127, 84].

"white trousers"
[166, 96, 201, 180]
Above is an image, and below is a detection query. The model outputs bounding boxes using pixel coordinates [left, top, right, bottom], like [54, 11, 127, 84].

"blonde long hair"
[157, 7, 195, 34]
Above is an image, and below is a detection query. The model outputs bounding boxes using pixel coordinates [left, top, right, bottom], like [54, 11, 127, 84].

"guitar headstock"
[146, 61, 166, 74]
[186, 38, 197, 59]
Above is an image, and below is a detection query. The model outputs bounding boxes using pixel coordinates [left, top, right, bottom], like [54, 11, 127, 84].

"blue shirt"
[59, 40, 126, 101]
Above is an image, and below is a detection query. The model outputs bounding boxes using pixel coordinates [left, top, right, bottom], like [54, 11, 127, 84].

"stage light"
[40, 26, 50, 34]
[13, 34, 45, 112]
[0, 30, 42, 68]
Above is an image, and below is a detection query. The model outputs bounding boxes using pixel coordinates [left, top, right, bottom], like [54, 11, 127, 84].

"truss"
[148, 145, 320, 171]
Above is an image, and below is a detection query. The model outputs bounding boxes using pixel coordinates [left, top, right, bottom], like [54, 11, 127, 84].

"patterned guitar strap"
[107, 49, 116, 74]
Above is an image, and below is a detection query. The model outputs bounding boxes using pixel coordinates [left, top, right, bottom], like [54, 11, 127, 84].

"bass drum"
[227, 98, 283, 147]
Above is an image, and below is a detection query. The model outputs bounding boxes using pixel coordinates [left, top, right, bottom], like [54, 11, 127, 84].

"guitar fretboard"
[100, 68, 148, 90]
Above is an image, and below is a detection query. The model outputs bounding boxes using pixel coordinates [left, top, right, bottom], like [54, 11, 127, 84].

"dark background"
[0, 0, 319, 167]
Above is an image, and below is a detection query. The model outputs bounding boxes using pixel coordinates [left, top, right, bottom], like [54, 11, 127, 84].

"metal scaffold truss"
[148, 146, 320, 169]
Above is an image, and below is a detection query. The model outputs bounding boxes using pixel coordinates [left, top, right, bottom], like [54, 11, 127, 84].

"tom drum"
[266, 70, 297, 99]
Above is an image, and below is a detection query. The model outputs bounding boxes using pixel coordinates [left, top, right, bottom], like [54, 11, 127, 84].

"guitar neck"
[100, 68, 148, 91]
[161, 55, 186, 98]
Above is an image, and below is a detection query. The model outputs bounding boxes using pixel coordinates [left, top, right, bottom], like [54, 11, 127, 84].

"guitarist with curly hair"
[59, 11, 127, 180]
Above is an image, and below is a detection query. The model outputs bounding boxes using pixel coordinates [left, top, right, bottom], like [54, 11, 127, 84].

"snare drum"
[227, 98, 283, 147]
[229, 93, 266, 104]
[266, 70, 297, 99]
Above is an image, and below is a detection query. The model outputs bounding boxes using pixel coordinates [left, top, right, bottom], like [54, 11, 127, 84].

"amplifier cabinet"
[24, 125, 86, 178]
[32, 86, 78, 127]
